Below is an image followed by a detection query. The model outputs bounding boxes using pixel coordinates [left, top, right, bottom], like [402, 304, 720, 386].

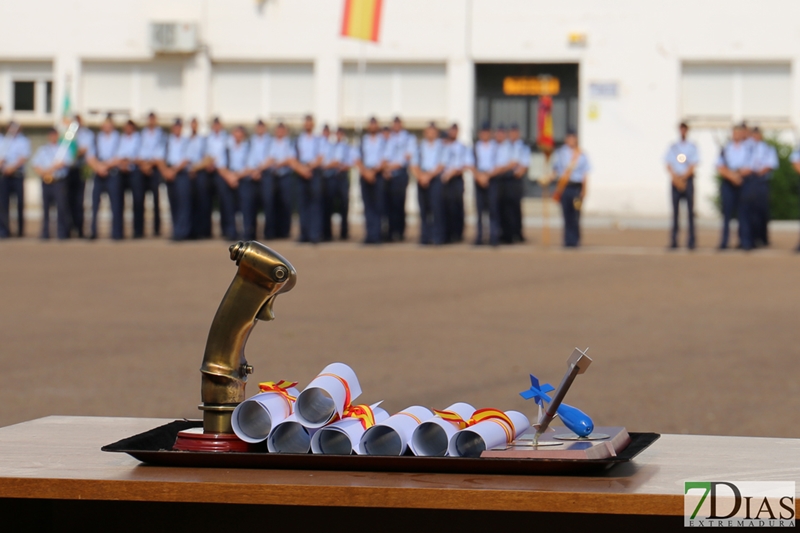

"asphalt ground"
[1, 224, 799, 439]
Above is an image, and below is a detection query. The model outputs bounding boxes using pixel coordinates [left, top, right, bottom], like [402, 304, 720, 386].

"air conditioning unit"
[150, 22, 198, 53]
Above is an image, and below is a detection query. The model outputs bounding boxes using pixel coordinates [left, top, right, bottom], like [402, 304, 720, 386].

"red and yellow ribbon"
[433, 407, 516, 443]
[316, 373, 376, 430]
[258, 380, 298, 405]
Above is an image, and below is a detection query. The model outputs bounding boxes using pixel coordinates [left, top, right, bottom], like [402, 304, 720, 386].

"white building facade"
[1, 0, 799, 217]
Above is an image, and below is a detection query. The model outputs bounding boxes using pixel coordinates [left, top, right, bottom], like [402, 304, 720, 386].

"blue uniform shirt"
[296, 133, 324, 165]
[91, 131, 120, 162]
[750, 141, 778, 173]
[116, 132, 141, 170]
[0, 135, 31, 168]
[165, 134, 189, 167]
[717, 141, 753, 171]
[417, 139, 444, 172]
[443, 141, 473, 173]
[327, 141, 356, 166]
[511, 139, 531, 169]
[474, 140, 496, 173]
[186, 134, 205, 165]
[205, 130, 229, 169]
[359, 134, 385, 169]
[383, 131, 416, 167]
[247, 133, 271, 170]
[32, 142, 73, 180]
[665, 139, 699, 175]
[493, 140, 513, 169]
[76, 128, 95, 158]
[228, 140, 249, 172]
[266, 137, 296, 176]
[552, 145, 591, 183]
[138, 127, 164, 161]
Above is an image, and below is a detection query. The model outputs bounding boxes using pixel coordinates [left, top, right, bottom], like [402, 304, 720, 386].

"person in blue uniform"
[552, 130, 590, 248]
[220, 125, 249, 241]
[716, 124, 752, 250]
[0, 122, 30, 238]
[111, 119, 141, 239]
[204, 117, 233, 240]
[322, 126, 355, 241]
[381, 116, 414, 242]
[748, 127, 778, 248]
[412, 122, 445, 245]
[87, 115, 123, 240]
[159, 118, 192, 241]
[265, 122, 297, 240]
[441, 123, 472, 243]
[133, 112, 164, 238]
[69, 114, 94, 238]
[185, 118, 207, 239]
[295, 115, 324, 244]
[509, 124, 530, 243]
[246, 119, 271, 240]
[32, 127, 73, 240]
[472, 122, 496, 246]
[665, 122, 699, 249]
[356, 117, 386, 244]
[318, 124, 334, 241]
[489, 125, 516, 244]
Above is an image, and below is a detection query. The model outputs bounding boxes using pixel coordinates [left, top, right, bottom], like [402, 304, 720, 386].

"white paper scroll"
[358, 405, 433, 456]
[267, 413, 318, 453]
[311, 403, 389, 455]
[448, 410, 530, 458]
[231, 386, 299, 444]
[295, 363, 362, 429]
[409, 402, 476, 457]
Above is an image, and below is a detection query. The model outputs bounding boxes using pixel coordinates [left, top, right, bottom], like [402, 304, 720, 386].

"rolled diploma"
[448, 410, 530, 458]
[358, 405, 433, 456]
[267, 413, 318, 453]
[295, 362, 362, 429]
[409, 402, 475, 457]
[311, 404, 389, 455]
[231, 386, 299, 444]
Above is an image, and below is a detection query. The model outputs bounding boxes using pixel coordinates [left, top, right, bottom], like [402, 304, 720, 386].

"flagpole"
[356, 40, 366, 135]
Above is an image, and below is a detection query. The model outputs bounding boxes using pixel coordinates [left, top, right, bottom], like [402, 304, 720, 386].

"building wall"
[1, 0, 800, 217]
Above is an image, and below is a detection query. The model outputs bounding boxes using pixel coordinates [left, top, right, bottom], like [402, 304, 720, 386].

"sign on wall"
[503, 77, 560, 96]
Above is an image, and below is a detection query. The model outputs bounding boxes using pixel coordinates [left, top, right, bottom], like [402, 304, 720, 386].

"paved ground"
[1, 225, 799, 439]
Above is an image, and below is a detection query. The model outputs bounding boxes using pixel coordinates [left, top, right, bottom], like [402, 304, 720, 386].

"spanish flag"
[537, 95, 554, 153]
[341, 0, 383, 42]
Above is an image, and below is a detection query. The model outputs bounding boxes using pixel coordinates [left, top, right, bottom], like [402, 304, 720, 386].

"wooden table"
[1, 416, 798, 532]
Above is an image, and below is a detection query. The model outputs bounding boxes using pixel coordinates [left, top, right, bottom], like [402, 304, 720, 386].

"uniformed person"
[0, 122, 31, 238]
[509, 123, 530, 243]
[185, 118, 207, 239]
[665, 122, 699, 249]
[748, 127, 778, 248]
[441, 123, 473, 243]
[412, 122, 445, 245]
[318, 124, 334, 241]
[295, 115, 324, 244]
[204, 117, 233, 240]
[552, 130, 590, 248]
[70, 114, 94, 238]
[264, 122, 297, 240]
[381, 117, 414, 242]
[133, 112, 164, 238]
[356, 117, 386, 244]
[472, 122, 496, 245]
[87, 115, 123, 240]
[489, 125, 516, 244]
[32, 127, 73, 240]
[716, 124, 752, 250]
[220, 125, 250, 241]
[322, 126, 355, 241]
[160, 118, 192, 241]
[246, 119, 272, 240]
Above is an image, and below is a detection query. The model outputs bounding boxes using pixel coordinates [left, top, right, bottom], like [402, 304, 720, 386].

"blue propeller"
[519, 374, 594, 437]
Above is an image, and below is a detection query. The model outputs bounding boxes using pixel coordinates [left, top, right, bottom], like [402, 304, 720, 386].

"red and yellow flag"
[537, 95, 554, 153]
[341, 0, 383, 42]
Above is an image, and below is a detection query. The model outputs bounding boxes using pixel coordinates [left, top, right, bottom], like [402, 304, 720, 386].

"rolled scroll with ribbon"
[311, 403, 388, 455]
[295, 363, 362, 429]
[231, 380, 299, 444]
[267, 413, 318, 453]
[358, 405, 433, 456]
[409, 402, 476, 457]
[448, 409, 530, 458]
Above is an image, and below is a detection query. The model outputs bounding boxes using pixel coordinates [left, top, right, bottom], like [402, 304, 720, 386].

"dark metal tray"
[102, 420, 660, 476]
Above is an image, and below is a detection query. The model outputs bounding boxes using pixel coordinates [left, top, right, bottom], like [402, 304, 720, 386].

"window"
[13, 81, 35, 111]
[46, 81, 53, 113]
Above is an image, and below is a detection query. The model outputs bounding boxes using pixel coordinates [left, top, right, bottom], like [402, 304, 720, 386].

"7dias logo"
[684, 481, 795, 528]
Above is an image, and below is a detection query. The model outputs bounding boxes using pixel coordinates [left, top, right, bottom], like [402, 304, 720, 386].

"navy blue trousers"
[510, 176, 524, 242]
[385, 169, 409, 241]
[442, 174, 464, 243]
[41, 180, 71, 240]
[560, 184, 582, 247]
[193, 170, 213, 239]
[719, 180, 741, 249]
[754, 175, 771, 246]
[296, 170, 323, 243]
[214, 171, 239, 241]
[738, 176, 761, 251]
[417, 175, 445, 245]
[131, 167, 161, 238]
[360, 173, 384, 244]
[0, 171, 24, 238]
[487, 178, 504, 246]
[274, 172, 295, 239]
[66, 165, 86, 237]
[259, 170, 276, 240]
[323, 170, 350, 241]
[671, 177, 695, 248]
[91, 170, 124, 240]
[166, 169, 193, 241]
[237, 176, 258, 242]
[474, 184, 490, 245]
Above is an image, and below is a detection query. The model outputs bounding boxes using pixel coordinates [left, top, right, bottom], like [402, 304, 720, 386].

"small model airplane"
[519, 374, 594, 438]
